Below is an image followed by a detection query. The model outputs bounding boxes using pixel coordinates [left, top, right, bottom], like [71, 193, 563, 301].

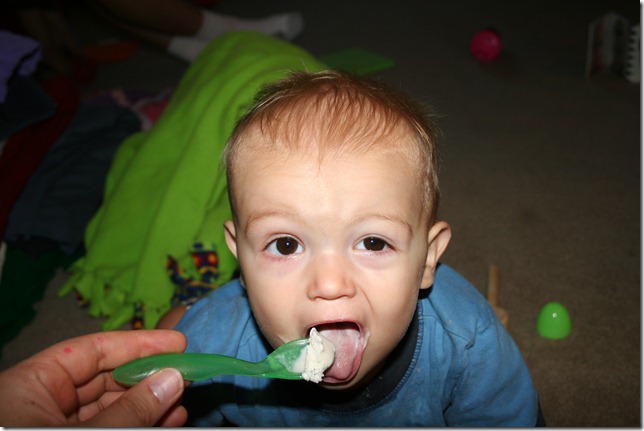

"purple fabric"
[0, 31, 41, 103]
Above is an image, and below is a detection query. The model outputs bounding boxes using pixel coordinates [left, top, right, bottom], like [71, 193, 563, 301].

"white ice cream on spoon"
[289, 327, 335, 383]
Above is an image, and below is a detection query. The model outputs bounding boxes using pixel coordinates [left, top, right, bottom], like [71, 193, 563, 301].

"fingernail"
[149, 368, 183, 403]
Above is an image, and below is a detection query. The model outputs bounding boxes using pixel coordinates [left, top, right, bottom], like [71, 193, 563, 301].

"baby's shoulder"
[175, 278, 256, 353]
[187, 277, 248, 310]
[421, 263, 496, 340]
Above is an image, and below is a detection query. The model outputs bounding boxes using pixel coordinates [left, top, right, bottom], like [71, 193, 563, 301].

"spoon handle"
[113, 353, 300, 385]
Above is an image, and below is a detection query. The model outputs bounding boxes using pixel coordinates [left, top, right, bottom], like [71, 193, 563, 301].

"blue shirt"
[176, 263, 539, 426]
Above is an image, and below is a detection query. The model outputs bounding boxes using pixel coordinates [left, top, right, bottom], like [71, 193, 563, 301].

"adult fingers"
[38, 330, 187, 387]
[81, 368, 186, 427]
[157, 402, 189, 427]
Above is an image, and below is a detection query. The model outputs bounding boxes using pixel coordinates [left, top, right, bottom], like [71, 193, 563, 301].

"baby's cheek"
[248, 293, 287, 332]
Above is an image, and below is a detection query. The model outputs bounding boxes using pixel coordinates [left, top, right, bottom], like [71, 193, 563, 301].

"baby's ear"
[223, 220, 238, 259]
[224, 220, 247, 288]
[420, 221, 451, 289]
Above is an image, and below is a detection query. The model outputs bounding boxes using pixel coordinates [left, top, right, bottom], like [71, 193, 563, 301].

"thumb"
[86, 368, 185, 427]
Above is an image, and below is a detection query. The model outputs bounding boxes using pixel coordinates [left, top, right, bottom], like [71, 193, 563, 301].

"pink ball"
[470, 29, 502, 62]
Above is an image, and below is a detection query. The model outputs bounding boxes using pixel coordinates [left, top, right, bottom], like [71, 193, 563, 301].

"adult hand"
[0, 329, 188, 426]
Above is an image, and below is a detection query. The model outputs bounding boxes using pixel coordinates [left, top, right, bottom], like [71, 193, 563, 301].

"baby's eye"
[357, 237, 389, 252]
[266, 236, 303, 256]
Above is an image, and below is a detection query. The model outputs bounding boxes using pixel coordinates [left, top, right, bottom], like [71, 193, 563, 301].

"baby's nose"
[306, 253, 356, 301]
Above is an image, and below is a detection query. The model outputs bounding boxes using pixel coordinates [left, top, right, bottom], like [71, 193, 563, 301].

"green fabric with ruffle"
[60, 31, 325, 330]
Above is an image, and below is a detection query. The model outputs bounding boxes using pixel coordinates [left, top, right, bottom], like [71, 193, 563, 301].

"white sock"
[167, 36, 209, 62]
[197, 10, 304, 41]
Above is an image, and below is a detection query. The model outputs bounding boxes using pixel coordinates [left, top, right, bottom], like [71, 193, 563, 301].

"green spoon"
[113, 338, 309, 386]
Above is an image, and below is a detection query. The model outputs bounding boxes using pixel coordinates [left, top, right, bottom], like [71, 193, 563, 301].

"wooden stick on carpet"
[487, 264, 509, 329]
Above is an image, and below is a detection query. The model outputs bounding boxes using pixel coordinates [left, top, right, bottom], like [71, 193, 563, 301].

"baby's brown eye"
[267, 236, 302, 256]
[361, 237, 387, 251]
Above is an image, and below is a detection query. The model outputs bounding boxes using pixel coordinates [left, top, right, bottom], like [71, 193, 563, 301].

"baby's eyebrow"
[350, 213, 413, 236]
[243, 210, 413, 236]
[243, 209, 303, 235]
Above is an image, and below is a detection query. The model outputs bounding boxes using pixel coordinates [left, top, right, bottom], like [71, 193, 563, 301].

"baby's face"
[224, 141, 446, 390]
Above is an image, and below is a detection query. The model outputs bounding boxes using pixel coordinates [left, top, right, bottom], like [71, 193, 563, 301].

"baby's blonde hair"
[224, 70, 441, 223]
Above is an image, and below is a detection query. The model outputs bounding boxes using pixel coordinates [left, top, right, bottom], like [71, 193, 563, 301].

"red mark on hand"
[63, 347, 73, 354]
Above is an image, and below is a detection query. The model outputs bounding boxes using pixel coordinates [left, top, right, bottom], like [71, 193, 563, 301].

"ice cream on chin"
[290, 327, 336, 383]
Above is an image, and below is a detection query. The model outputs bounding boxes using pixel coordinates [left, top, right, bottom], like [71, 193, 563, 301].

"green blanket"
[60, 32, 324, 330]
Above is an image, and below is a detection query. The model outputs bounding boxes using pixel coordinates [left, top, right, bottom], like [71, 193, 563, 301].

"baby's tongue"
[317, 323, 363, 381]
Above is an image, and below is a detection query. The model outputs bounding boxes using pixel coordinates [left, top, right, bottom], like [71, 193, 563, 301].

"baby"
[173, 70, 542, 426]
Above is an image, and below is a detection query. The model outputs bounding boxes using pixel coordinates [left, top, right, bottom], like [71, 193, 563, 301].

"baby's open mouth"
[313, 322, 364, 383]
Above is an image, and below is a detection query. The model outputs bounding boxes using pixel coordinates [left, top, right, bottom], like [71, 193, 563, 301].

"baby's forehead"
[240, 112, 418, 160]
[230, 133, 430, 224]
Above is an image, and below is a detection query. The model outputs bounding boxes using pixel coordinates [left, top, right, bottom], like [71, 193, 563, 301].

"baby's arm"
[156, 305, 188, 329]
[443, 319, 540, 426]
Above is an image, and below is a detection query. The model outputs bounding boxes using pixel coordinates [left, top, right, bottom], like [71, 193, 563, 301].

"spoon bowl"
[113, 337, 309, 386]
